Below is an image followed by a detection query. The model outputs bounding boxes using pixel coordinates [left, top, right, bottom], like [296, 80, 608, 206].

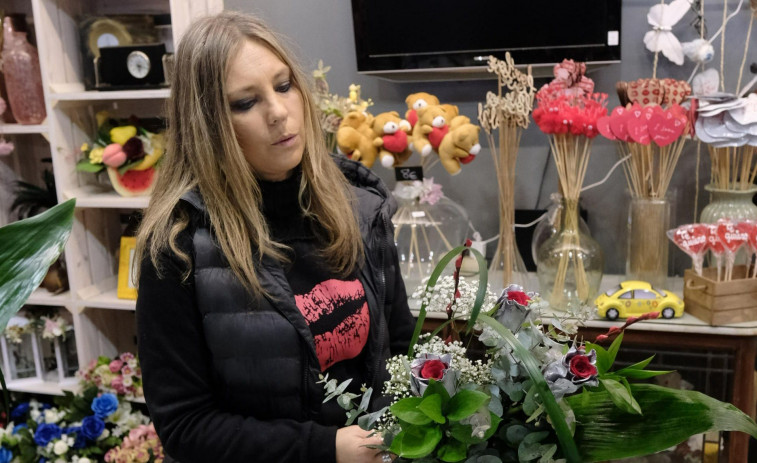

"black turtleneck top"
[258, 169, 370, 375]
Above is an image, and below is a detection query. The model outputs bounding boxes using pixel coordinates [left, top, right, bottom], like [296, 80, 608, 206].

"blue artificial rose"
[65, 426, 87, 449]
[0, 447, 12, 463]
[91, 393, 119, 418]
[80, 416, 105, 441]
[12, 423, 27, 434]
[34, 423, 62, 446]
[10, 402, 29, 419]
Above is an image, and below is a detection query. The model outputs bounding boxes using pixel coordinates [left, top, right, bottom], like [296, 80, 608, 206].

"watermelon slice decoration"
[107, 166, 157, 197]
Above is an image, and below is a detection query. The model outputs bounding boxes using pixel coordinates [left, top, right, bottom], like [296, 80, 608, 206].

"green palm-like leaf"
[567, 383, 757, 462]
[0, 199, 75, 331]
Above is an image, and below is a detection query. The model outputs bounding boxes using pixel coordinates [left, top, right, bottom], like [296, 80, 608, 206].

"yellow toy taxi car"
[595, 280, 684, 320]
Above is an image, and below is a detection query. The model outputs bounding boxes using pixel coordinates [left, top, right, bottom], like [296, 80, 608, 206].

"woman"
[135, 11, 413, 463]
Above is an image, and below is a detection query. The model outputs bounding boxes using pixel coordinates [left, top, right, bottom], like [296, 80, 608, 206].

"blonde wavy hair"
[135, 11, 363, 297]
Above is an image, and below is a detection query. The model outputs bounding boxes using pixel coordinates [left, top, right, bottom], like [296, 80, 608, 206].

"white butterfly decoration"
[643, 0, 691, 65]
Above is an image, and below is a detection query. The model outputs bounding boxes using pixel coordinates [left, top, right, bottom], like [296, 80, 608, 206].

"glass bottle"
[2, 16, 46, 125]
[536, 197, 603, 309]
[531, 193, 590, 267]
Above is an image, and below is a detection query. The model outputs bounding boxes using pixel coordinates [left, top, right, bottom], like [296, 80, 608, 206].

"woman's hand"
[335, 425, 392, 463]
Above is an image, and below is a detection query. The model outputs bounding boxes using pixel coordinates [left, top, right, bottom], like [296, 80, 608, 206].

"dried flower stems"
[548, 134, 594, 304]
[478, 53, 535, 287]
[709, 145, 757, 190]
[619, 137, 688, 198]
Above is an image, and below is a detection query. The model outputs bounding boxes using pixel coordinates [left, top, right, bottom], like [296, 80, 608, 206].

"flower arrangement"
[75, 113, 165, 197]
[478, 53, 536, 287]
[4, 310, 71, 343]
[77, 353, 143, 401]
[532, 60, 608, 307]
[312, 60, 373, 152]
[104, 424, 163, 463]
[324, 243, 757, 462]
[0, 390, 156, 463]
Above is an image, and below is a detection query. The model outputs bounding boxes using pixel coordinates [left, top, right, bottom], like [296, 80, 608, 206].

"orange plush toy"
[336, 111, 378, 167]
[404, 92, 440, 129]
[371, 111, 412, 168]
[437, 123, 481, 175]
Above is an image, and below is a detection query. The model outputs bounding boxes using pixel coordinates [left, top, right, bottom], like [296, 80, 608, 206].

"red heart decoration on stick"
[627, 108, 651, 145]
[737, 221, 757, 252]
[609, 106, 630, 142]
[668, 224, 709, 256]
[597, 116, 615, 140]
[716, 220, 749, 253]
[705, 224, 725, 255]
[649, 110, 685, 147]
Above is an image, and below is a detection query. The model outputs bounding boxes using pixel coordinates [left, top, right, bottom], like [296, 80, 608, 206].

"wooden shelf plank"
[0, 124, 49, 135]
[78, 278, 136, 311]
[62, 186, 150, 209]
[5, 378, 79, 396]
[51, 88, 170, 101]
[26, 288, 71, 307]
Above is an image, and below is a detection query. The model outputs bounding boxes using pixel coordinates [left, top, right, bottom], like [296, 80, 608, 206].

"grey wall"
[226, 0, 756, 276]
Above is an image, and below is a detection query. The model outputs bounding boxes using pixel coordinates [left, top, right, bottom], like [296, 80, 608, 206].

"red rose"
[420, 359, 448, 380]
[507, 291, 530, 306]
[569, 355, 597, 379]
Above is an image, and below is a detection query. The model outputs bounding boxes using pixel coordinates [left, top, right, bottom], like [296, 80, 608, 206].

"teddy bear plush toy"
[410, 104, 451, 157]
[404, 92, 440, 129]
[437, 122, 481, 175]
[371, 111, 413, 168]
[336, 111, 378, 167]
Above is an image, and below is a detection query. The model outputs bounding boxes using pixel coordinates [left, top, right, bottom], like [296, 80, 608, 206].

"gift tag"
[717, 220, 749, 253]
[649, 110, 685, 146]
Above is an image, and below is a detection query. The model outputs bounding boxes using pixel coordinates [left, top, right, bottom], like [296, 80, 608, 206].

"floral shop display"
[533, 60, 607, 309]
[320, 243, 757, 462]
[1, 308, 77, 383]
[75, 113, 165, 197]
[0, 391, 161, 462]
[598, 80, 691, 288]
[312, 60, 374, 154]
[478, 53, 535, 288]
[77, 352, 144, 401]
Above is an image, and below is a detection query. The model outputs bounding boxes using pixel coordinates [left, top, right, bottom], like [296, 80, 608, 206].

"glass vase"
[700, 184, 757, 265]
[1, 16, 46, 125]
[627, 197, 670, 288]
[392, 185, 468, 294]
[536, 197, 603, 309]
[531, 193, 590, 267]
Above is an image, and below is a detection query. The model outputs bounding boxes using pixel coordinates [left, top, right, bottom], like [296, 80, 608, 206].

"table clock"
[95, 43, 169, 90]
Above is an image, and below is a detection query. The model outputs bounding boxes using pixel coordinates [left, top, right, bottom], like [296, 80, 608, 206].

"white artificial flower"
[53, 439, 69, 455]
[80, 458, 92, 463]
[122, 376, 133, 387]
[30, 409, 40, 421]
[97, 428, 110, 441]
[127, 358, 138, 369]
[44, 409, 59, 424]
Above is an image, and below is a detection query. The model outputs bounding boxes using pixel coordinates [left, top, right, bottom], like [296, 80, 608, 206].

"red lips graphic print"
[294, 278, 369, 371]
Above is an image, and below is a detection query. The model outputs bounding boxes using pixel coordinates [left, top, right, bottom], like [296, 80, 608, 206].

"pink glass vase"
[2, 17, 45, 125]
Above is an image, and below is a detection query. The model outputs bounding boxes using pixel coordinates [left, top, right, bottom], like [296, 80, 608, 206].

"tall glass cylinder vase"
[1, 17, 45, 125]
[537, 197, 603, 309]
[627, 197, 670, 288]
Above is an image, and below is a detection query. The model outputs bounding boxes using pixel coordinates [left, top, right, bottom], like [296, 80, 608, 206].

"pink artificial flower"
[120, 352, 135, 362]
[0, 139, 14, 156]
[121, 365, 133, 376]
[109, 359, 124, 373]
[111, 375, 126, 394]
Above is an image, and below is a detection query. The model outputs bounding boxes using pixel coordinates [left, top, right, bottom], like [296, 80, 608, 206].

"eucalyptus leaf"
[0, 199, 75, 331]
[566, 384, 757, 462]
[357, 406, 387, 431]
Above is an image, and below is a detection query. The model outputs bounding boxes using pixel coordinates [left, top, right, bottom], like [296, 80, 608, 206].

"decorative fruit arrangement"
[76, 112, 164, 197]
